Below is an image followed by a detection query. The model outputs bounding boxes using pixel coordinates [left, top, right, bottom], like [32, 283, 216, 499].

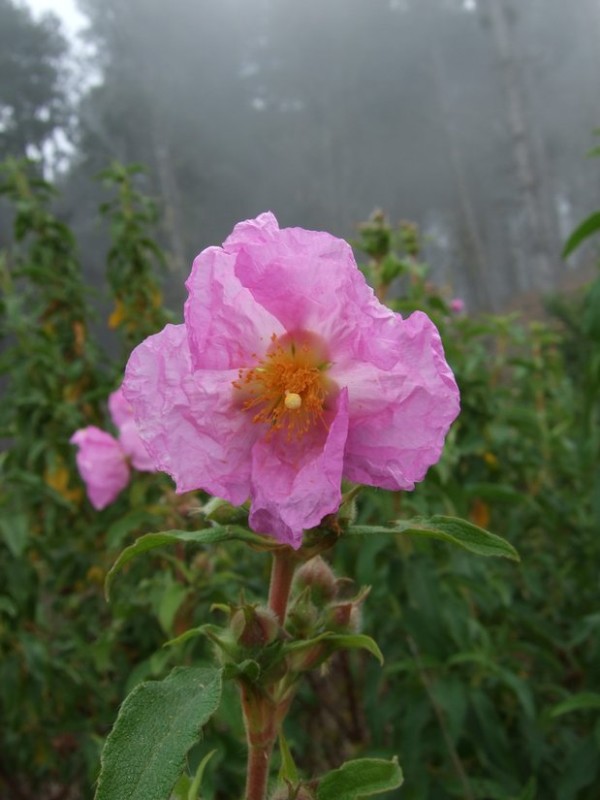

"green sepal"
[164, 623, 237, 656]
[348, 515, 519, 561]
[316, 757, 403, 799]
[284, 631, 383, 666]
[278, 731, 300, 784]
[222, 660, 261, 682]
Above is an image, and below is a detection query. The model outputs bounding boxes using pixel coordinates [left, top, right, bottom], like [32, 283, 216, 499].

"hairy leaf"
[317, 757, 403, 800]
[349, 515, 519, 561]
[95, 667, 222, 800]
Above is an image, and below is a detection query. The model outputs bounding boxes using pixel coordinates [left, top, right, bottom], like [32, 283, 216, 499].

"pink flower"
[70, 387, 154, 509]
[123, 213, 459, 547]
[450, 297, 465, 314]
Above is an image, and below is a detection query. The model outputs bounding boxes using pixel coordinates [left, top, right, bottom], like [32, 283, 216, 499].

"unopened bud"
[325, 601, 362, 633]
[286, 593, 320, 638]
[230, 605, 280, 648]
[324, 586, 370, 633]
[294, 556, 337, 604]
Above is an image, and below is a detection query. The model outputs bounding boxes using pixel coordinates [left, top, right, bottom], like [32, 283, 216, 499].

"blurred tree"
[59, 0, 600, 310]
[0, 0, 69, 166]
[479, 0, 559, 290]
[74, 0, 255, 276]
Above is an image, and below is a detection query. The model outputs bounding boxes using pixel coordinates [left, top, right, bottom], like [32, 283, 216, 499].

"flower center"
[233, 332, 332, 440]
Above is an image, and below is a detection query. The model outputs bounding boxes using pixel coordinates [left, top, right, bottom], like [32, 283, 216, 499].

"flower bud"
[293, 556, 337, 605]
[325, 601, 362, 633]
[286, 591, 320, 639]
[324, 586, 370, 633]
[230, 605, 280, 648]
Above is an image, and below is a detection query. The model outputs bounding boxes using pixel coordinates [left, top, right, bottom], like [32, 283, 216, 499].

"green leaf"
[557, 740, 599, 800]
[95, 667, 222, 800]
[348, 515, 519, 561]
[188, 749, 217, 800]
[284, 632, 384, 665]
[157, 584, 188, 635]
[550, 692, 600, 717]
[278, 732, 299, 784]
[512, 777, 537, 800]
[317, 757, 403, 800]
[106, 510, 156, 550]
[562, 211, 600, 258]
[0, 512, 29, 557]
[105, 526, 267, 599]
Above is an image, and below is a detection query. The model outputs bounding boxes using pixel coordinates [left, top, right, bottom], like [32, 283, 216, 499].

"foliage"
[0, 160, 198, 797]
[1, 168, 599, 800]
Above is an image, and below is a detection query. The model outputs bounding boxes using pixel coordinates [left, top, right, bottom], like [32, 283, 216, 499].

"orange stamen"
[232, 332, 332, 440]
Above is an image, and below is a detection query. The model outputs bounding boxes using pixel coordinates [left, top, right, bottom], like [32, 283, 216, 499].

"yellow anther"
[232, 330, 333, 441]
[284, 391, 302, 410]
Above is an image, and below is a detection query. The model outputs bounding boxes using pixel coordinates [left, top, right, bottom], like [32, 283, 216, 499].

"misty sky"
[25, 0, 84, 35]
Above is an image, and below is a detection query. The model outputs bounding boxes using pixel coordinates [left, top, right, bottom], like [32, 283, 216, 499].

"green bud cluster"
[285, 556, 370, 673]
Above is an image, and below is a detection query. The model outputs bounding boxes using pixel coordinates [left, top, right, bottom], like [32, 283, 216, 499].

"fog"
[5, 0, 600, 310]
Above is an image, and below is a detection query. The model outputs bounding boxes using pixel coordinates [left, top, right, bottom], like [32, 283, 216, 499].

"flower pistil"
[233, 331, 333, 440]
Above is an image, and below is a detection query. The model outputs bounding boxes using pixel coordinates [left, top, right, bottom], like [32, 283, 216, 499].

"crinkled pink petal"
[330, 311, 460, 490]
[224, 212, 384, 356]
[117, 420, 155, 472]
[70, 427, 130, 509]
[108, 386, 155, 471]
[248, 389, 349, 548]
[123, 323, 258, 503]
[107, 387, 131, 428]
[185, 243, 284, 371]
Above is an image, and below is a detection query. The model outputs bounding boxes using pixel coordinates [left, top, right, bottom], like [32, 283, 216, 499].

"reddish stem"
[267, 548, 296, 623]
[244, 742, 274, 800]
[243, 549, 297, 800]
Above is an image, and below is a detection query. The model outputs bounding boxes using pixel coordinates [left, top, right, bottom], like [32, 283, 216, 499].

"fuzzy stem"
[245, 742, 274, 800]
[267, 548, 296, 623]
[243, 549, 298, 800]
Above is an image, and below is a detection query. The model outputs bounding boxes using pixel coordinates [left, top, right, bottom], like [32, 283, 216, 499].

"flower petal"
[248, 388, 349, 548]
[331, 311, 460, 489]
[118, 420, 155, 472]
[108, 386, 155, 471]
[123, 323, 257, 503]
[70, 427, 129, 509]
[107, 387, 131, 428]
[185, 242, 283, 370]
[225, 213, 381, 353]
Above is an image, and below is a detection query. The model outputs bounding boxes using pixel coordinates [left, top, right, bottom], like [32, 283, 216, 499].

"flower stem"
[242, 550, 297, 800]
[245, 742, 274, 800]
[268, 548, 296, 623]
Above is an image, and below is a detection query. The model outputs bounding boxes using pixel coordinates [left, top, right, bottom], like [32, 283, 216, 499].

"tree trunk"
[429, 18, 490, 307]
[485, 0, 556, 290]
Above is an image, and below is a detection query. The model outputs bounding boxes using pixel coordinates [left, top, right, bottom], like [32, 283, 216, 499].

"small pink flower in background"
[450, 297, 465, 314]
[71, 387, 154, 509]
[123, 212, 460, 548]
[70, 427, 130, 510]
